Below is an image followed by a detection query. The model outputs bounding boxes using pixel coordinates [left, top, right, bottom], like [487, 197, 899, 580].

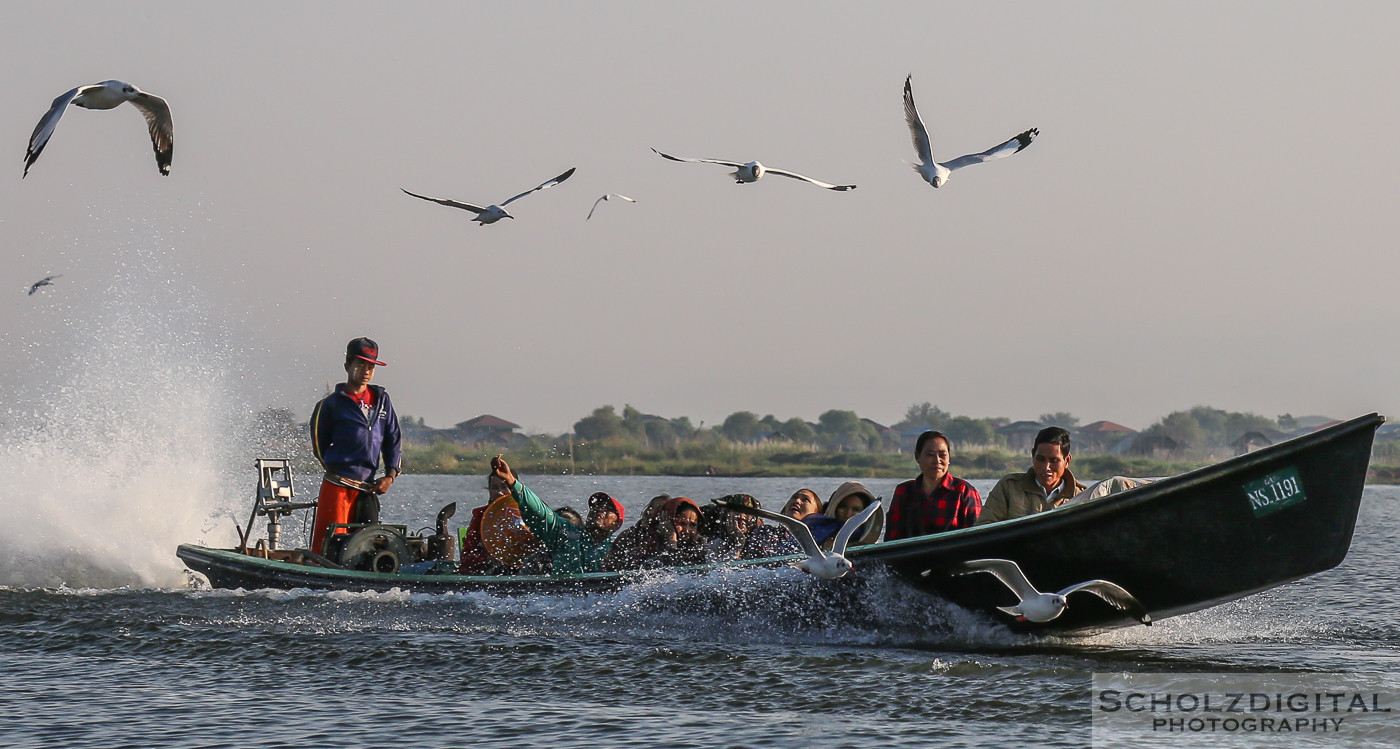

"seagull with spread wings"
[903, 75, 1037, 189]
[24, 81, 173, 177]
[587, 193, 636, 220]
[402, 167, 576, 226]
[716, 497, 882, 579]
[651, 148, 855, 191]
[931, 558, 1151, 625]
[27, 274, 62, 296]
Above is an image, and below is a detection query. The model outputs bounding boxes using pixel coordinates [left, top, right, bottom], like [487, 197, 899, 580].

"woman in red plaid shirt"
[884, 430, 982, 540]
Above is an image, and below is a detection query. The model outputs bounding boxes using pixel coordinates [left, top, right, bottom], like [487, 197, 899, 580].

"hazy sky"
[2, 2, 1398, 435]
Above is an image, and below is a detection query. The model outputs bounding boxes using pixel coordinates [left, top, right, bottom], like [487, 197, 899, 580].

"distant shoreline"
[399, 443, 1400, 484]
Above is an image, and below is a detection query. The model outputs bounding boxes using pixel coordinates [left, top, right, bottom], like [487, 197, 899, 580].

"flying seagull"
[586, 193, 636, 220]
[651, 148, 855, 191]
[25, 80, 173, 177]
[930, 558, 1151, 625]
[903, 75, 1036, 189]
[401, 167, 576, 225]
[27, 274, 62, 296]
[716, 497, 882, 579]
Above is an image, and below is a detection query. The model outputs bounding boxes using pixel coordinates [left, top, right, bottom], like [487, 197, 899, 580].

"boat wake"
[184, 563, 1029, 649]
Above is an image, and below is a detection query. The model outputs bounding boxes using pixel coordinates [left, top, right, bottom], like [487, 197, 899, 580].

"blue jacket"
[802, 514, 842, 546]
[310, 384, 402, 482]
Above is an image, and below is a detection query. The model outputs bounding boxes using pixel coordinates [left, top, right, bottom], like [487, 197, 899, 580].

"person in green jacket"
[490, 456, 624, 574]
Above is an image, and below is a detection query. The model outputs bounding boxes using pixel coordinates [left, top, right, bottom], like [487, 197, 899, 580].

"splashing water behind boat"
[0, 212, 250, 588]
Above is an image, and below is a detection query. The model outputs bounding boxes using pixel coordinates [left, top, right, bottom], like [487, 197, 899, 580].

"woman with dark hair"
[886, 430, 981, 540]
[778, 487, 849, 549]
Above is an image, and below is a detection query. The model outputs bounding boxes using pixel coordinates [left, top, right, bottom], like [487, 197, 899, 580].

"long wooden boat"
[177, 413, 1383, 634]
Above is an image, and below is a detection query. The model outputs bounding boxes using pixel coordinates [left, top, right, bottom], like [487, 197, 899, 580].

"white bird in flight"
[587, 193, 636, 220]
[24, 80, 173, 177]
[903, 75, 1037, 189]
[402, 167, 576, 226]
[27, 274, 62, 296]
[717, 497, 882, 579]
[934, 558, 1151, 625]
[651, 148, 855, 191]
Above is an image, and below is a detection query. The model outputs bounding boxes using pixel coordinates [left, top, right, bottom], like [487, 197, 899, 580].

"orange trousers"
[312, 481, 358, 554]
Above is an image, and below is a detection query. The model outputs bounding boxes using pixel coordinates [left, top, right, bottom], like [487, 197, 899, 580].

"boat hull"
[178, 413, 1383, 635]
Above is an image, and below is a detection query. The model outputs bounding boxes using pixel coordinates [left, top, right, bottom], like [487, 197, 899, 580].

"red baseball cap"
[347, 337, 387, 366]
[588, 492, 624, 523]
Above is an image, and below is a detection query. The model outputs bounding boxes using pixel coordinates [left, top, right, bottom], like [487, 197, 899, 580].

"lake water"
[2, 474, 1398, 748]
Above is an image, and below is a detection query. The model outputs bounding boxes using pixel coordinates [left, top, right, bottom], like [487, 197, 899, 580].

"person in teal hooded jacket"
[489, 456, 623, 575]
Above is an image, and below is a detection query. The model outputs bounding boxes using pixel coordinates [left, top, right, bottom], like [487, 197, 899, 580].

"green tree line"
[248, 402, 1398, 482]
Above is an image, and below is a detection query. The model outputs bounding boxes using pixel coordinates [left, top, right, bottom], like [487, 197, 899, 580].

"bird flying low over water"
[716, 497, 882, 579]
[651, 148, 855, 191]
[27, 274, 62, 295]
[930, 558, 1151, 625]
[903, 75, 1036, 189]
[401, 167, 576, 226]
[587, 193, 636, 220]
[25, 81, 173, 177]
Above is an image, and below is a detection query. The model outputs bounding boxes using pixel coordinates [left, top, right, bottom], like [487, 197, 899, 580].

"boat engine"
[337, 524, 413, 573]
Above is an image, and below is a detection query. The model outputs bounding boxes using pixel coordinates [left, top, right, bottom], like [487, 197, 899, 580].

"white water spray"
[0, 214, 258, 588]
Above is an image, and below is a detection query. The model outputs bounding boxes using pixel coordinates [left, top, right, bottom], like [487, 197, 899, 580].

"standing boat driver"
[976, 426, 1086, 525]
[885, 430, 982, 540]
[489, 455, 623, 575]
[309, 337, 403, 554]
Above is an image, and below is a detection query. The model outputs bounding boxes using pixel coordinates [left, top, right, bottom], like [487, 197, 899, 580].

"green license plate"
[1243, 467, 1307, 517]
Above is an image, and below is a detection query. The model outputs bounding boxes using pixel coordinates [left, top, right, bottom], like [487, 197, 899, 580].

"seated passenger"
[886, 430, 982, 540]
[457, 472, 513, 574]
[489, 456, 623, 574]
[821, 481, 884, 549]
[975, 426, 1086, 525]
[517, 503, 582, 575]
[602, 494, 669, 571]
[703, 494, 802, 561]
[657, 497, 707, 567]
[602, 496, 707, 570]
[781, 488, 842, 548]
[782, 488, 822, 520]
